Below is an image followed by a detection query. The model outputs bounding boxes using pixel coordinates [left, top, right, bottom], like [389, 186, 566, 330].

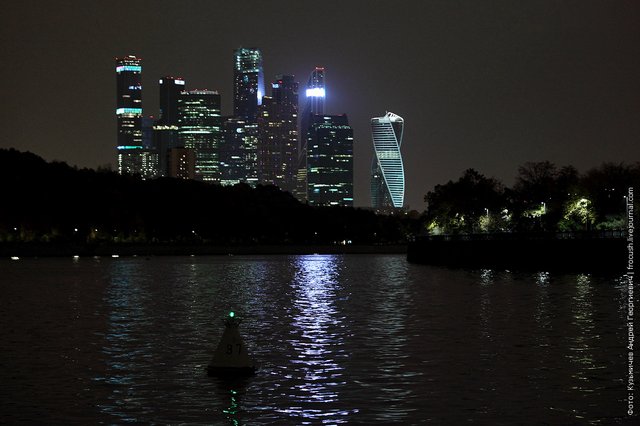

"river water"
[0, 254, 633, 424]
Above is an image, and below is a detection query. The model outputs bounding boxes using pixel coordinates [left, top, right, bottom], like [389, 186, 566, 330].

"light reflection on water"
[99, 262, 147, 421]
[281, 255, 352, 422]
[479, 269, 494, 341]
[0, 255, 631, 424]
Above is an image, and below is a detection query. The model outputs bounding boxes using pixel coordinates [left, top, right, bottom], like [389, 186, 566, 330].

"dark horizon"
[1, 0, 639, 209]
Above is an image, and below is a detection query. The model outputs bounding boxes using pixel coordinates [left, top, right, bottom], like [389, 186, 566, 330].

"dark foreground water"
[0, 255, 634, 424]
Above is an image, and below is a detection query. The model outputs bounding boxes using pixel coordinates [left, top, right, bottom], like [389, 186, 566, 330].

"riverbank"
[407, 232, 627, 272]
[0, 242, 407, 258]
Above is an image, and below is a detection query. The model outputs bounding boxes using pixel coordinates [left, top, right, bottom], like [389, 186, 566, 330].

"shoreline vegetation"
[1, 148, 635, 271]
[0, 149, 420, 251]
[423, 163, 638, 235]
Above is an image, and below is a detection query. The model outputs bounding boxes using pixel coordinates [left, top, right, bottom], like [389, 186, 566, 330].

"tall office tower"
[135, 117, 160, 179]
[297, 67, 326, 201]
[370, 112, 405, 209]
[178, 90, 222, 182]
[233, 47, 265, 123]
[307, 114, 354, 207]
[155, 76, 185, 176]
[159, 77, 185, 125]
[141, 116, 155, 148]
[257, 75, 299, 193]
[242, 122, 259, 186]
[115, 55, 143, 175]
[305, 67, 325, 114]
[138, 149, 160, 179]
[168, 147, 196, 180]
[220, 117, 258, 186]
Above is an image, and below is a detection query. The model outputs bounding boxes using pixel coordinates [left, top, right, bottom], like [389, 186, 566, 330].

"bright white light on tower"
[306, 87, 325, 98]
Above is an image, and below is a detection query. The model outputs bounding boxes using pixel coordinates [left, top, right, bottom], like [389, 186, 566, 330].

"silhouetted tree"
[580, 162, 640, 229]
[425, 169, 504, 234]
[509, 162, 580, 231]
[0, 148, 417, 245]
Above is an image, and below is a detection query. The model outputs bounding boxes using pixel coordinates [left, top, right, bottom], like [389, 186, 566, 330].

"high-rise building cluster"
[115, 50, 354, 207]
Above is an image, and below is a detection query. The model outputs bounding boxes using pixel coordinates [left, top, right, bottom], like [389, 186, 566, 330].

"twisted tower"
[370, 112, 405, 209]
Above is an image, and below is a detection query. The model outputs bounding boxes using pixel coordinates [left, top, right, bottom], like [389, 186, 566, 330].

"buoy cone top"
[207, 312, 256, 376]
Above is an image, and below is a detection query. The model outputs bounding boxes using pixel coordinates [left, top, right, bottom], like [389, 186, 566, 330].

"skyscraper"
[139, 116, 160, 179]
[220, 117, 258, 186]
[233, 47, 265, 123]
[370, 112, 405, 209]
[304, 67, 325, 115]
[258, 75, 299, 193]
[178, 90, 222, 182]
[297, 67, 326, 201]
[168, 147, 196, 180]
[220, 117, 247, 186]
[141, 116, 155, 148]
[115, 55, 143, 175]
[159, 76, 185, 126]
[307, 114, 354, 207]
[155, 76, 185, 176]
[242, 122, 259, 186]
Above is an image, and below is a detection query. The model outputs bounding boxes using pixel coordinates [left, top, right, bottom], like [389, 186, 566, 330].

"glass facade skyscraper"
[297, 67, 326, 201]
[155, 76, 185, 176]
[115, 55, 143, 175]
[159, 76, 185, 126]
[168, 147, 196, 180]
[258, 75, 299, 193]
[220, 117, 258, 187]
[178, 90, 222, 182]
[304, 67, 325, 115]
[110, 50, 360, 197]
[307, 114, 353, 207]
[233, 48, 264, 123]
[370, 112, 405, 209]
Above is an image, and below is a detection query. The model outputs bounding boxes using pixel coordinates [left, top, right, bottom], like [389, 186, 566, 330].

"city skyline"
[1, 1, 638, 209]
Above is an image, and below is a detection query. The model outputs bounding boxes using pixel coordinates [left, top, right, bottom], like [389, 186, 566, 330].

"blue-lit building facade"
[370, 112, 405, 209]
[115, 55, 144, 175]
[234, 48, 264, 123]
[178, 90, 222, 182]
[307, 114, 354, 207]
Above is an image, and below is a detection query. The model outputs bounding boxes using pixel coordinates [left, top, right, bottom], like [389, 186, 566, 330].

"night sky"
[1, 0, 639, 209]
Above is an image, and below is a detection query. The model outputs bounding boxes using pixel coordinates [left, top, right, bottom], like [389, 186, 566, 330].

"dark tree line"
[4, 149, 631, 243]
[0, 149, 418, 245]
[424, 161, 639, 234]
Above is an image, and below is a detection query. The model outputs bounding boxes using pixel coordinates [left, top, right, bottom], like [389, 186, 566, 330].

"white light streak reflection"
[278, 255, 354, 422]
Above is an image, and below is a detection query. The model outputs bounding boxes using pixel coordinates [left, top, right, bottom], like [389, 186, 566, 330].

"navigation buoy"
[207, 311, 256, 377]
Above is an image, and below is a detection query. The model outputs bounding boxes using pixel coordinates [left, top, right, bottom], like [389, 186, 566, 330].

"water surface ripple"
[0, 255, 632, 424]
